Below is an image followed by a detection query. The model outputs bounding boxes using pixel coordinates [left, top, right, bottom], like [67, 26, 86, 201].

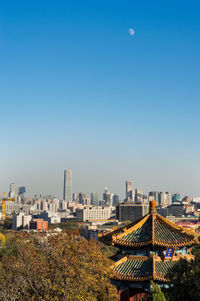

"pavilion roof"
[112, 255, 191, 282]
[99, 201, 200, 248]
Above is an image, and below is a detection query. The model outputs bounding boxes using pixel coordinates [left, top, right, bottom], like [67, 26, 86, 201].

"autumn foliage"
[0, 231, 118, 301]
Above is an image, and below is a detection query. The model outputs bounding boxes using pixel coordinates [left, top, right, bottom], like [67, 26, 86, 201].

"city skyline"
[1, 1, 200, 197]
[0, 172, 199, 201]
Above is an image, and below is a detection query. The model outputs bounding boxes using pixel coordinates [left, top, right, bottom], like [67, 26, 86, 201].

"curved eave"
[112, 238, 198, 248]
[111, 273, 170, 283]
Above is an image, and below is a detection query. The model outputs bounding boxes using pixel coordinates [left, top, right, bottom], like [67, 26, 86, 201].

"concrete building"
[135, 189, 143, 202]
[116, 202, 149, 222]
[12, 212, 32, 230]
[63, 169, 72, 202]
[2, 201, 21, 215]
[160, 192, 172, 207]
[164, 203, 185, 217]
[60, 200, 67, 210]
[21, 204, 34, 214]
[30, 219, 48, 231]
[39, 211, 61, 224]
[49, 199, 60, 212]
[77, 206, 112, 222]
[41, 200, 48, 211]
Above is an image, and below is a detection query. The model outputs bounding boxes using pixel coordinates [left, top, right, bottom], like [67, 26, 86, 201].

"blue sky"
[0, 0, 200, 198]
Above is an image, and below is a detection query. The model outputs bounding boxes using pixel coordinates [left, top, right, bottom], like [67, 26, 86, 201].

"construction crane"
[1, 192, 16, 221]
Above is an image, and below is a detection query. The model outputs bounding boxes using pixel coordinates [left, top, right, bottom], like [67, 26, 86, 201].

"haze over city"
[1, 0, 200, 198]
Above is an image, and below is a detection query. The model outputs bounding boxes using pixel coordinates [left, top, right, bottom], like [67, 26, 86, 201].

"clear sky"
[0, 0, 200, 199]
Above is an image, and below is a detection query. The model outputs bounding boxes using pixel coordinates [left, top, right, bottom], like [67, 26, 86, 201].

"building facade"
[77, 206, 112, 222]
[63, 169, 72, 202]
[91, 193, 99, 206]
[116, 202, 149, 222]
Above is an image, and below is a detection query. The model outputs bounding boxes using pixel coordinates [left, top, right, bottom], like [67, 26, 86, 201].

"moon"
[129, 28, 135, 36]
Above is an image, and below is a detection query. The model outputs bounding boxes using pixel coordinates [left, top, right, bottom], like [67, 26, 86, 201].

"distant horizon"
[1, 169, 199, 200]
[1, 1, 200, 198]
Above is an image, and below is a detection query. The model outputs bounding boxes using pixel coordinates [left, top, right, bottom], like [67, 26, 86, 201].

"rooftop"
[112, 254, 192, 282]
[99, 201, 200, 248]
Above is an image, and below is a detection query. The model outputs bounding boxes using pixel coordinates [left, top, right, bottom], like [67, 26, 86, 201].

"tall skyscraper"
[125, 181, 135, 200]
[103, 187, 113, 206]
[63, 169, 72, 202]
[91, 193, 99, 206]
[126, 181, 133, 197]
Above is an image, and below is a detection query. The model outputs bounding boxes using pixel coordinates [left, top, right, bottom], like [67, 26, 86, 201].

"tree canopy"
[166, 245, 200, 301]
[0, 231, 117, 301]
[147, 282, 166, 301]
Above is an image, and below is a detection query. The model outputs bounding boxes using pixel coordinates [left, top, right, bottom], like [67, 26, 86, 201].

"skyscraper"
[125, 181, 135, 200]
[91, 193, 99, 206]
[63, 169, 72, 202]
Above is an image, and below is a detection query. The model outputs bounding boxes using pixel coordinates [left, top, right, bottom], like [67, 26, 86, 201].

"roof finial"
[150, 200, 157, 214]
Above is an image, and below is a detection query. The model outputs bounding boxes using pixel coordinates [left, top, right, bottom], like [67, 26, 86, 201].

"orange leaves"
[0, 231, 117, 301]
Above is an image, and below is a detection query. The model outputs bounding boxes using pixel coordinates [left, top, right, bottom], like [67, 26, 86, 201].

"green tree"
[147, 281, 166, 301]
[166, 255, 200, 301]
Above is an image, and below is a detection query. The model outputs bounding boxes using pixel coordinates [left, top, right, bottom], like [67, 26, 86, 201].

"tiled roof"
[99, 208, 200, 248]
[120, 217, 152, 245]
[112, 255, 181, 282]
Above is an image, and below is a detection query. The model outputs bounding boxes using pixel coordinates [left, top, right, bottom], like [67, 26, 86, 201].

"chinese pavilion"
[99, 201, 200, 301]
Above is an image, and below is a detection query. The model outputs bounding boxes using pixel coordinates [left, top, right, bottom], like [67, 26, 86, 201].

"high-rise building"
[159, 192, 172, 207]
[113, 194, 120, 205]
[116, 202, 149, 222]
[9, 183, 19, 198]
[135, 188, 143, 202]
[125, 181, 135, 200]
[91, 193, 99, 206]
[63, 170, 72, 202]
[149, 191, 160, 203]
[79, 192, 86, 204]
[73, 193, 77, 202]
[126, 181, 132, 197]
[103, 187, 113, 206]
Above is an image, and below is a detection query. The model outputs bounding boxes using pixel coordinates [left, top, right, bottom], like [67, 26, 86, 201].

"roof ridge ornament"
[149, 200, 157, 214]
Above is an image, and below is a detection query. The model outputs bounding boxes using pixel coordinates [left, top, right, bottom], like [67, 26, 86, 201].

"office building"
[19, 186, 26, 198]
[79, 192, 87, 204]
[30, 219, 48, 230]
[9, 183, 19, 198]
[73, 193, 77, 202]
[172, 193, 181, 203]
[135, 188, 143, 202]
[91, 193, 99, 206]
[12, 212, 32, 230]
[39, 211, 61, 224]
[116, 202, 149, 222]
[103, 187, 113, 206]
[160, 192, 172, 207]
[125, 181, 135, 200]
[63, 169, 72, 202]
[77, 206, 112, 222]
[149, 191, 160, 203]
[113, 194, 120, 206]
